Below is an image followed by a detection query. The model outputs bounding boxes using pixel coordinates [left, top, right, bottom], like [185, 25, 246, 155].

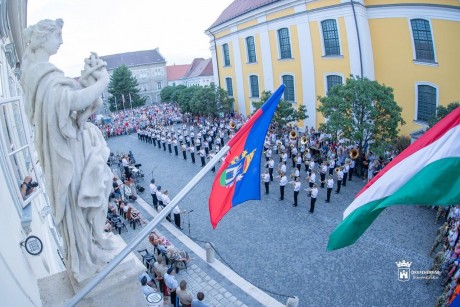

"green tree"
[252, 90, 308, 129]
[163, 84, 234, 117]
[160, 85, 187, 103]
[317, 76, 405, 157]
[107, 65, 146, 111]
[428, 101, 460, 127]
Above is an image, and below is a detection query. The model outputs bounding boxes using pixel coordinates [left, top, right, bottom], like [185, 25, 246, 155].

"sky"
[27, 0, 234, 77]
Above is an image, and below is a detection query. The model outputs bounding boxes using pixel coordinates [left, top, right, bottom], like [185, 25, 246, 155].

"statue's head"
[23, 19, 64, 54]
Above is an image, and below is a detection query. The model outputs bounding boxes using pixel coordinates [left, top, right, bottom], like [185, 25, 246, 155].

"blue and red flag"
[208, 85, 285, 228]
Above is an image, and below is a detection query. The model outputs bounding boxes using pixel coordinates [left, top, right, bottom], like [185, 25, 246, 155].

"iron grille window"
[249, 75, 259, 98]
[246, 36, 257, 63]
[417, 85, 436, 122]
[225, 77, 233, 97]
[321, 19, 341, 56]
[282, 75, 295, 102]
[223, 44, 231, 66]
[277, 28, 292, 59]
[411, 19, 435, 63]
[326, 75, 343, 93]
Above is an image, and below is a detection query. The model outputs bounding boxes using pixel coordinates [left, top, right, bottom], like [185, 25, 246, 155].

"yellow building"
[206, 0, 460, 136]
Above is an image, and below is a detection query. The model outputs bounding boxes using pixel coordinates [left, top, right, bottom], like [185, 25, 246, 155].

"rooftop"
[208, 0, 281, 29]
[166, 64, 191, 81]
[101, 49, 166, 70]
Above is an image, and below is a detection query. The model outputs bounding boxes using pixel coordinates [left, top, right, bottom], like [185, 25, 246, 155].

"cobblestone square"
[109, 134, 441, 306]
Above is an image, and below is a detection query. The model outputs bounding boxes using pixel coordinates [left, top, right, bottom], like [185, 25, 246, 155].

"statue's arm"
[69, 68, 108, 111]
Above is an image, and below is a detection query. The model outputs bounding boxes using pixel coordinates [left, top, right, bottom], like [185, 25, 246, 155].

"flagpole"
[129, 93, 133, 111]
[66, 145, 231, 306]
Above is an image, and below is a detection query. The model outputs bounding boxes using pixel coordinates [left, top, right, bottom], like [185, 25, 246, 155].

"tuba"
[289, 130, 297, 140]
[335, 167, 340, 173]
[301, 136, 308, 145]
[350, 148, 359, 160]
[229, 121, 236, 129]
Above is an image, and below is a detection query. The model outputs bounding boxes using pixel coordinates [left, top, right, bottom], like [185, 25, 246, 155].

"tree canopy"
[160, 84, 234, 117]
[428, 101, 460, 128]
[252, 90, 308, 129]
[107, 65, 146, 111]
[317, 76, 405, 156]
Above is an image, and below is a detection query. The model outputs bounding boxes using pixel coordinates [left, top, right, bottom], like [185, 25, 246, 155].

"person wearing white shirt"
[267, 158, 275, 181]
[349, 159, 356, 181]
[343, 163, 350, 187]
[336, 168, 344, 194]
[309, 160, 315, 174]
[262, 169, 270, 194]
[156, 186, 163, 210]
[308, 171, 316, 188]
[149, 179, 158, 209]
[296, 155, 302, 171]
[320, 163, 328, 188]
[326, 176, 334, 203]
[279, 172, 287, 201]
[329, 159, 335, 175]
[189, 145, 195, 163]
[309, 184, 318, 213]
[292, 177, 301, 207]
[279, 162, 287, 175]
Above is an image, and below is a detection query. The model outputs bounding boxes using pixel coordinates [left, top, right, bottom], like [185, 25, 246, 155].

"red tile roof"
[166, 64, 191, 81]
[208, 0, 281, 29]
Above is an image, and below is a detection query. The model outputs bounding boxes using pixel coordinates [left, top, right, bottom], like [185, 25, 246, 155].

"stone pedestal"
[38, 236, 147, 306]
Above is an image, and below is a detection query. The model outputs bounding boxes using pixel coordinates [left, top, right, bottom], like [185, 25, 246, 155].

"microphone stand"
[185, 210, 194, 237]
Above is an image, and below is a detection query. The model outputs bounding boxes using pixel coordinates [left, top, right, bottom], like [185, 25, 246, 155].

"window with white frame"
[222, 43, 231, 66]
[225, 77, 233, 97]
[246, 36, 257, 63]
[326, 75, 343, 93]
[410, 19, 435, 63]
[0, 97, 41, 211]
[416, 84, 437, 122]
[282, 75, 295, 102]
[249, 75, 259, 98]
[277, 28, 292, 59]
[321, 19, 341, 56]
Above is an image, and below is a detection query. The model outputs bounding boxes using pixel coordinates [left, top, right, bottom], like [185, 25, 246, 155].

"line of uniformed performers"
[137, 118, 245, 170]
[138, 119, 360, 213]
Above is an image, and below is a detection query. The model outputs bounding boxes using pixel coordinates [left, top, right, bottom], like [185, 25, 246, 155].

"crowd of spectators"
[431, 206, 460, 306]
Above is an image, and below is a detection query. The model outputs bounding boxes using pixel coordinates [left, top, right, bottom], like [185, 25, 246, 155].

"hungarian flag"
[328, 107, 460, 251]
[208, 85, 285, 228]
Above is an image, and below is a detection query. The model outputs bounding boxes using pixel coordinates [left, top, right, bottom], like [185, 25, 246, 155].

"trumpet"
[290, 130, 297, 140]
[350, 148, 359, 160]
[301, 136, 308, 145]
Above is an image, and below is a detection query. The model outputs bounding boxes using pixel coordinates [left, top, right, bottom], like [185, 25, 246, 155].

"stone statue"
[21, 19, 115, 284]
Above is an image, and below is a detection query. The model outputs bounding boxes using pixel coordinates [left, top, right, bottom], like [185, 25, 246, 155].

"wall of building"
[208, 0, 460, 136]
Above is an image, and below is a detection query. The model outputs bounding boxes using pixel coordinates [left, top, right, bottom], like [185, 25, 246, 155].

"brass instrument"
[276, 140, 282, 146]
[300, 136, 308, 145]
[230, 121, 236, 129]
[350, 148, 359, 160]
[335, 167, 340, 173]
[306, 148, 310, 153]
[289, 130, 297, 139]
[290, 144, 295, 149]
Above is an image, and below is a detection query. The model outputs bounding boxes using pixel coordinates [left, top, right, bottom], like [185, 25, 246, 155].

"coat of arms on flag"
[219, 149, 256, 188]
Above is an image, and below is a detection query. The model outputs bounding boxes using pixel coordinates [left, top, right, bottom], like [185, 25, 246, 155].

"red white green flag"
[328, 107, 460, 251]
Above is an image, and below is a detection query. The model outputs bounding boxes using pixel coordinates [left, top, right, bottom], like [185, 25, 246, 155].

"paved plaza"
[108, 133, 443, 306]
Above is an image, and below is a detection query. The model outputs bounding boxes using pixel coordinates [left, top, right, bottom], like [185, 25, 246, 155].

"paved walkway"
[118, 196, 283, 307]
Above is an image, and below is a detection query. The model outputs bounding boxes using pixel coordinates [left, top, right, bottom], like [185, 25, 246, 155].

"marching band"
[136, 116, 365, 211]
